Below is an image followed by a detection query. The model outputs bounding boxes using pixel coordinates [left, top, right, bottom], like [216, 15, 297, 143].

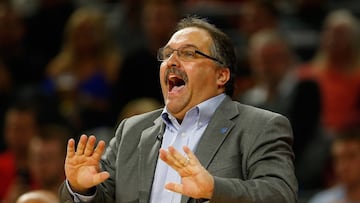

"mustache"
[164, 68, 188, 84]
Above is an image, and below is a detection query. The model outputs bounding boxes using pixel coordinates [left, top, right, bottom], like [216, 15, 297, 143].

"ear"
[217, 67, 230, 86]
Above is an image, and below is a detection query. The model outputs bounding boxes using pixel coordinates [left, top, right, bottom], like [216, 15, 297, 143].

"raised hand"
[159, 146, 214, 199]
[65, 134, 110, 194]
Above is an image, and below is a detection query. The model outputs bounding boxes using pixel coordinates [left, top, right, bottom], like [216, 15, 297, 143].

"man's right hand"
[65, 134, 110, 194]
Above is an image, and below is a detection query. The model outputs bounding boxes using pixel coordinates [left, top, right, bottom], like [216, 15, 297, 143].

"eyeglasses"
[157, 46, 223, 65]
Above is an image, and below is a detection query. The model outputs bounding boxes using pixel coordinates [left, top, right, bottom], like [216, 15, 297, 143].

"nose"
[166, 51, 181, 67]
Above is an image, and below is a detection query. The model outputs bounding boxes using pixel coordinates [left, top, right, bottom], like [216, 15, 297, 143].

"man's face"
[29, 138, 65, 188]
[250, 42, 290, 85]
[159, 27, 229, 120]
[4, 110, 37, 153]
[332, 140, 360, 187]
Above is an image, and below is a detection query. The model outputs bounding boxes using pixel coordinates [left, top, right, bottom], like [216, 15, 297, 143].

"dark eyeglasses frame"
[194, 50, 224, 65]
[157, 47, 224, 65]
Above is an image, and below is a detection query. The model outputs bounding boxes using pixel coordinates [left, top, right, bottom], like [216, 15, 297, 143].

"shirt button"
[181, 133, 186, 137]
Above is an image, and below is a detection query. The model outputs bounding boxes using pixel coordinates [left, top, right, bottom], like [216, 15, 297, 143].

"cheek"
[190, 68, 217, 89]
[159, 64, 167, 83]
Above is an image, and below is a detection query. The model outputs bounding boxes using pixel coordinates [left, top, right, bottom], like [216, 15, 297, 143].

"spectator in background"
[43, 7, 121, 131]
[309, 128, 360, 203]
[111, 0, 181, 123]
[0, 2, 40, 89]
[28, 124, 72, 194]
[238, 29, 324, 191]
[16, 190, 59, 203]
[232, 0, 281, 100]
[299, 9, 360, 135]
[0, 101, 40, 202]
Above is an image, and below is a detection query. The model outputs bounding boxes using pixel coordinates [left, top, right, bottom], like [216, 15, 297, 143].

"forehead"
[166, 27, 213, 48]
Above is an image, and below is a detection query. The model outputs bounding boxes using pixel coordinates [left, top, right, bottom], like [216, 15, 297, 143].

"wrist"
[68, 181, 96, 195]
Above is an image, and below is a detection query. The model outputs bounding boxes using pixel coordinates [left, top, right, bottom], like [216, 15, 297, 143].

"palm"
[65, 135, 109, 193]
[65, 153, 101, 188]
[180, 167, 212, 198]
[160, 146, 214, 199]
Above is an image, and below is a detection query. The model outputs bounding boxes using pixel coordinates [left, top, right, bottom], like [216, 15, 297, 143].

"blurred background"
[1, 0, 360, 202]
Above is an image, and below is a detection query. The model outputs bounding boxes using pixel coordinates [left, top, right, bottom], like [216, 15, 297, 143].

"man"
[238, 29, 323, 190]
[0, 102, 39, 202]
[16, 190, 59, 203]
[309, 128, 360, 203]
[60, 16, 298, 203]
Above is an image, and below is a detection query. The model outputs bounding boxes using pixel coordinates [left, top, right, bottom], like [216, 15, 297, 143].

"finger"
[84, 135, 97, 156]
[160, 147, 182, 169]
[160, 147, 187, 169]
[168, 146, 190, 167]
[67, 138, 76, 158]
[159, 148, 176, 167]
[76, 135, 88, 155]
[93, 140, 106, 161]
[183, 146, 199, 165]
[92, 171, 110, 185]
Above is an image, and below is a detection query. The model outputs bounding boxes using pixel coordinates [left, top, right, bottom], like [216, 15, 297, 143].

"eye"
[180, 49, 196, 58]
[162, 49, 173, 59]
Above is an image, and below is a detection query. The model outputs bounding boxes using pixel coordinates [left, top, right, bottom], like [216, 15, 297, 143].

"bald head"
[16, 190, 59, 203]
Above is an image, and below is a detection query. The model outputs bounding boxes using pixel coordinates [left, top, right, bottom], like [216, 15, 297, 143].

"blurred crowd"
[1, 0, 360, 202]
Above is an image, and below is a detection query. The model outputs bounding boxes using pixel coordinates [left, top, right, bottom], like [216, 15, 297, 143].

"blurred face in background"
[249, 39, 291, 86]
[332, 139, 360, 188]
[4, 109, 38, 155]
[322, 23, 355, 59]
[28, 137, 65, 188]
[66, 9, 106, 55]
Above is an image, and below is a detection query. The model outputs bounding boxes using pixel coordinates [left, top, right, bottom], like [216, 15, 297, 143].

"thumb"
[92, 171, 110, 185]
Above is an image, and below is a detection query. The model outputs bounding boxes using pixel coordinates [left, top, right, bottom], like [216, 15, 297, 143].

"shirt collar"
[161, 93, 226, 128]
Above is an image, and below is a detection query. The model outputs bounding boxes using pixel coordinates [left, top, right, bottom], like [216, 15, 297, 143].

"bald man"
[16, 190, 59, 203]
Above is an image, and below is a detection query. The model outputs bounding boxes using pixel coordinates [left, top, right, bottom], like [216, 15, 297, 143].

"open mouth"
[168, 75, 186, 92]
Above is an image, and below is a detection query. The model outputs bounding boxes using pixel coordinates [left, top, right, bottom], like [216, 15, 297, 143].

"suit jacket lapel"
[195, 96, 237, 168]
[138, 117, 165, 203]
[181, 97, 239, 203]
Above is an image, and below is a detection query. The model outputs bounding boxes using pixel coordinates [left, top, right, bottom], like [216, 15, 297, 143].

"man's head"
[158, 17, 236, 120]
[248, 30, 294, 86]
[320, 9, 360, 62]
[332, 128, 360, 188]
[28, 124, 72, 190]
[16, 190, 59, 203]
[4, 102, 39, 156]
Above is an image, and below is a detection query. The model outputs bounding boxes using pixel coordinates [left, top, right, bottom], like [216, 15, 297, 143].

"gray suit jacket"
[60, 96, 298, 203]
